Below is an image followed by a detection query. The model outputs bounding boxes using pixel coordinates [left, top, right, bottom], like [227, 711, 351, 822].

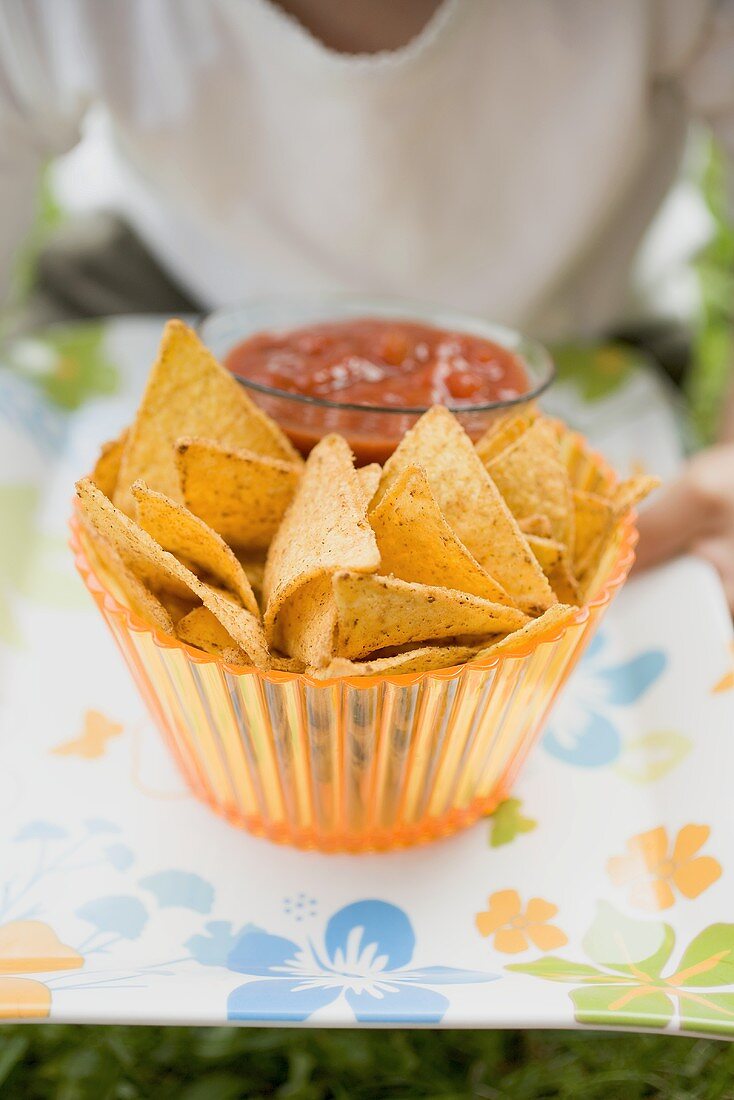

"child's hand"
[634, 444, 734, 613]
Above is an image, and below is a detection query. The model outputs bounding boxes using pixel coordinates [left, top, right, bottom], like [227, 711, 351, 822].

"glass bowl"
[70, 478, 635, 853]
[199, 295, 555, 465]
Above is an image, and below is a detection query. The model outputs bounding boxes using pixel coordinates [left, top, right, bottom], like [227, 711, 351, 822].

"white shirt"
[0, 0, 733, 339]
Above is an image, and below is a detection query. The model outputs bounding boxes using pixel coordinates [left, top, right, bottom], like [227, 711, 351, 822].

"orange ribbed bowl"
[69, 503, 636, 853]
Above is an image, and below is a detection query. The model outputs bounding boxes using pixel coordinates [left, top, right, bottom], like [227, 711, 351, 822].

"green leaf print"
[673, 925, 734, 988]
[582, 902, 675, 978]
[7, 324, 118, 410]
[551, 343, 641, 403]
[506, 957, 611, 983]
[678, 993, 734, 1037]
[488, 798, 537, 848]
[570, 985, 674, 1030]
[0, 483, 86, 644]
[506, 902, 734, 1036]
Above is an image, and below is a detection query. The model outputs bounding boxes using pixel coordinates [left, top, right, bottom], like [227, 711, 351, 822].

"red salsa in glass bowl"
[201, 297, 554, 465]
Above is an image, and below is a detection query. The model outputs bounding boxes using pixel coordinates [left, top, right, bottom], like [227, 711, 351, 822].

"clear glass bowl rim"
[198, 293, 556, 416]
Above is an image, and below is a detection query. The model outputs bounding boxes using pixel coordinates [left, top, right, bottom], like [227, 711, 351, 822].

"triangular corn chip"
[356, 463, 382, 509]
[263, 435, 380, 662]
[333, 571, 528, 659]
[518, 513, 552, 539]
[311, 645, 480, 680]
[236, 553, 266, 601]
[369, 465, 514, 605]
[612, 475, 660, 514]
[91, 429, 128, 499]
[132, 481, 258, 615]
[158, 591, 198, 625]
[525, 534, 564, 572]
[374, 407, 554, 614]
[175, 437, 301, 551]
[576, 475, 659, 598]
[175, 606, 247, 662]
[472, 603, 577, 660]
[80, 520, 174, 634]
[526, 536, 581, 605]
[572, 489, 614, 573]
[76, 478, 270, 668]
[114, 320, 301, 513]
[475, 407, 537, 465]
[560, 430, 615, 495]
[487, 418, 573, 546]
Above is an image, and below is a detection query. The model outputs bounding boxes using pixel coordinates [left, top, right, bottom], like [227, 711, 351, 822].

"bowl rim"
[69, 463, 637, 691]
[199, 292, 556, 416]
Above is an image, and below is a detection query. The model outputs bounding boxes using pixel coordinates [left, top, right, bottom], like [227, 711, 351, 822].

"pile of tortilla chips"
[75, 320, 658, 679]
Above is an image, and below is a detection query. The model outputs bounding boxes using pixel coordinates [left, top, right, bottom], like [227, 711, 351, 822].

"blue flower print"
[544, 632, 666, 768]
[14, 821, 67, 842]
[215, 899, 496, 1024]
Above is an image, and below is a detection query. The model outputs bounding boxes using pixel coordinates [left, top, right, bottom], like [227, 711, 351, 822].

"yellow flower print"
[0, 920, 83, 1019]
[607, 825, 722, 911]
[475, 890, 567, 954]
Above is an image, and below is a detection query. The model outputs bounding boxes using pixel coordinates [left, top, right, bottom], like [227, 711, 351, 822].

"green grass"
[1, 1025, 734, 1100]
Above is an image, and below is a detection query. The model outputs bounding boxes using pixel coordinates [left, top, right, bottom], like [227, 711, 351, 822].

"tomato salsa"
[225, 317, 532, 464]
[226, 318, 529, 408]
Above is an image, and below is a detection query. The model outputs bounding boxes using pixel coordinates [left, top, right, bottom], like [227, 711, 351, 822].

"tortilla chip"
[560, 431, 615, 495]
[518, 513, 553, 539]
[311, 645, 480, 680]
[158, 592, 198, 625]
[475, 408, 537, 465]
[76, 478, 270, 668]
[546, 557, 581, 605]
[236, 553, 266, 600]
[175, 437, 301, 550]
[263, 434, 380, 662]
[332, 571, 528, 660]
[572, 490, 614, 573]
[526, 536, 581, 605]
[81, 521, 174, 634]
[578, 521, 627, 603]
[276, 575, 338, 667]
[369, 465, 514, 605]
[486, 419, 574, 546]
[525, 535, 564, 572]
[114, 320, 301, 514]
[91, 429, 128, 499]
[176, 606, 247, 662]
[472, 603, 577, 660]
[132, 481, 258, 615]
[374, 407, 554, 614]
[612, 475, 660, 515]
[270, 654, 307, 673]
[356, 463, 382, 509]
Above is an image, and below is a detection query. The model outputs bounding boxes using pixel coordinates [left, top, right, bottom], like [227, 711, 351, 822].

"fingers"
[633, 475, 709, 572]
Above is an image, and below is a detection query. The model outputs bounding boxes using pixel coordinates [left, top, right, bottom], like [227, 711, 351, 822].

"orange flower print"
[607, 825, 722, 912]
[712, 642, 734, 694]
[52, 710, 123, 759]
[0, 920, 83, 1019]
[475, 890, 567, 954]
